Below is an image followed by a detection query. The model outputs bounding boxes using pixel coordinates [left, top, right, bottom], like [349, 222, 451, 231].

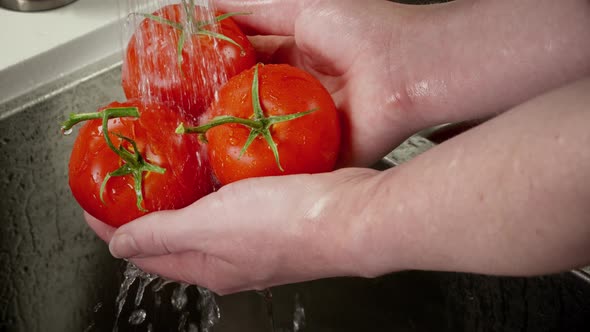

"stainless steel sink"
[0, 0, 78, 12]
[1, 48, 589, 332]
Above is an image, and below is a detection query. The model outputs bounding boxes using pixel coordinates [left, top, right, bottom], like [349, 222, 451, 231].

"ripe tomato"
[186, 64, 341, 185]
[67, 100, 214, 227]
[122, 4, 256, 119]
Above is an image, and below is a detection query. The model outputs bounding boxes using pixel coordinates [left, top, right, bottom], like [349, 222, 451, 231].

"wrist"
[313, 168, 408, 279]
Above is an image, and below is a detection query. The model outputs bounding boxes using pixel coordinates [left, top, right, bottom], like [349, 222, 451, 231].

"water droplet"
[240, 50, 246, 57]
[171, 284, 189, 311]
[128, 309, 147, 325]
[293, 293, 306, 332]
[62, 128, 73, 136]
[93, 302, 103, 313]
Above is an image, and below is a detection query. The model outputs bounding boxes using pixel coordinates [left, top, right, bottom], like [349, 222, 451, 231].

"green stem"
[176, 115, 261, 134]
[61, 107, 139, 134]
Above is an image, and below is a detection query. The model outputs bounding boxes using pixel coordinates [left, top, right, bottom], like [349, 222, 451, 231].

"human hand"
[213, 0, 425, 166]
[86, 168, 386, 295]
[85, 0, 590, 295]
[88, 77, 590, 295]
[214, 0, 590, 168]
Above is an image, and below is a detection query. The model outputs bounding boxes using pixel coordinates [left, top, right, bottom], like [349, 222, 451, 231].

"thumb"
[108, 175, 306, 259]
[108, 206, 209, 259]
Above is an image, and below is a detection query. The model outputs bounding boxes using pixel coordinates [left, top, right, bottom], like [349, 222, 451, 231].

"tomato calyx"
[61, 107, 166, 212]
[176, 64, 317, 171]
[137, 1, 250, 72]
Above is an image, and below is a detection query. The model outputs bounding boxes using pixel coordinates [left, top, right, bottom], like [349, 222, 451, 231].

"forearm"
[401, 0, 590, 126]
[353, 77, 590, 277]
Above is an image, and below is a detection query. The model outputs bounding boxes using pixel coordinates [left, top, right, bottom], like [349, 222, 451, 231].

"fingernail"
[109, 233, 139, 258]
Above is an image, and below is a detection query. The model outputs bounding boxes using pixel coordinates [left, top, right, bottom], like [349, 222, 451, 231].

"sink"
[1, 53, 589, 332]
[2, 0, 590, 323]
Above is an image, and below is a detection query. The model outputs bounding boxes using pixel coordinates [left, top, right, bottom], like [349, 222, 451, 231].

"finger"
[214, 0, 315, 36]
[84, 212, 116, 243]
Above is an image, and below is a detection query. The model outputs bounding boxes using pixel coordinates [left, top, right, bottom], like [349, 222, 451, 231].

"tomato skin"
[68, 100, 213, 227]
[202, 64, 341, 185]
[121, 5, 256, 120]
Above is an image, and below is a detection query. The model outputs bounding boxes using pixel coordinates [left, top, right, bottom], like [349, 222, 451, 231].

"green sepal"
[239, 129, 260, 160]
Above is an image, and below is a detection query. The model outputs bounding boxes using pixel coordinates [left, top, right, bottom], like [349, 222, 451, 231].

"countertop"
[0, 0, 157, 104]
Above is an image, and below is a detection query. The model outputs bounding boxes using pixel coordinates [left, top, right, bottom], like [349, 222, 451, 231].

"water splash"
[110, 261, 221, 331]
[135, 271, 158, 307]
[197, 286, 221, 331]
[113, 262, 146, 331]
[171, 283, 190, 311]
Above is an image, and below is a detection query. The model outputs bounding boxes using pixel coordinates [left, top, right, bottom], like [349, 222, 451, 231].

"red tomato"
[196, 64, 341, 184]
[122, 4, 257, 119]
[68, 100, 214, 227]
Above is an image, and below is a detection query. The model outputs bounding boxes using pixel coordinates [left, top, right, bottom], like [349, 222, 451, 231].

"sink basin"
[1, 37, 589, 332]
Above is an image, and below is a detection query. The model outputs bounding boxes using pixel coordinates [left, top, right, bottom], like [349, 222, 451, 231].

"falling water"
[100, 1, 306, 330]
[109, 261, 221, 331]
[197, 286, 221, 331]
[293, 294, 306, 332]
[112, 262, 151, 331]
[118, 0, 232, 120]
[104, 0, 227, 329]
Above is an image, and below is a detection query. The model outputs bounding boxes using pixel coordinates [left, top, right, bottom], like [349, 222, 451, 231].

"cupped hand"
[86, 168, 383, 295]
[214, 0, 425, 166]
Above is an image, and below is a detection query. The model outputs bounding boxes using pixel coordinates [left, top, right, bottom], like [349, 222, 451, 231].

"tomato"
[67, 100, 214, 227]
[122, 4, 257, 119]
[182, 64, 341, 185]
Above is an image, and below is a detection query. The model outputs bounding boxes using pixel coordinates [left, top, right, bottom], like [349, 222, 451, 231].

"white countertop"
[0, 0, 159, 104]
